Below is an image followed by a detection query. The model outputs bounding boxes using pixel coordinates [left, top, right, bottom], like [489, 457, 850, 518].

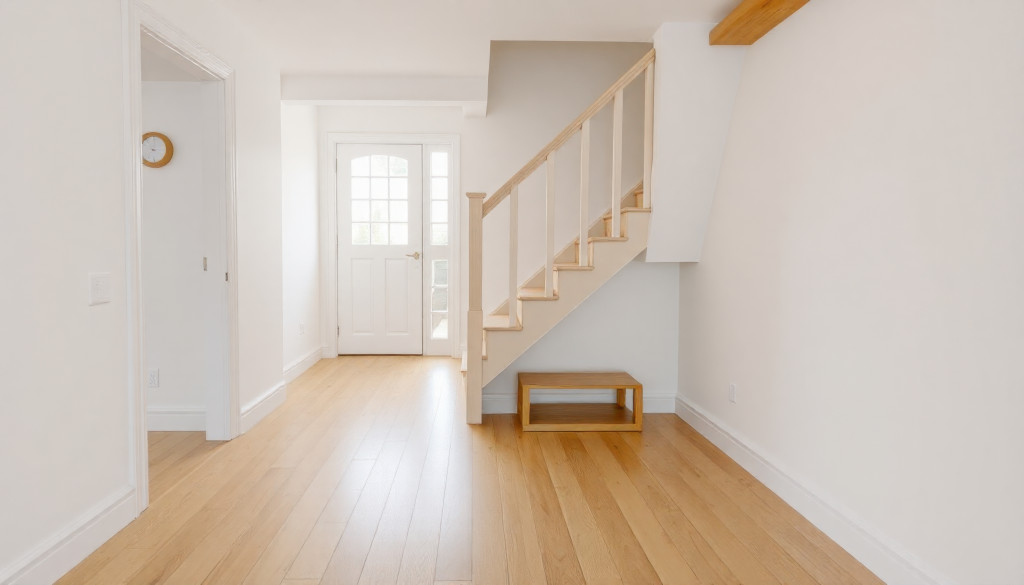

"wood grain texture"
[58, 357, 882, 585]
[709, 0, 811, 45]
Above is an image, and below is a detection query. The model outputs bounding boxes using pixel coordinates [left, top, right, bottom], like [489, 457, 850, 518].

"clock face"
[142, 136, 166, 163]
[141, 132, 173, 168]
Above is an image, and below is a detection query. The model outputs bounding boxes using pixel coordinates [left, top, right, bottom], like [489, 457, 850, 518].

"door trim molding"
[321, 133, 462, 358]
[122, 0, 241, 516]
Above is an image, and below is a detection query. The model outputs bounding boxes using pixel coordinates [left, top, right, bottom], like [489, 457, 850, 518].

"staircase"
[465, 49, 656, 423]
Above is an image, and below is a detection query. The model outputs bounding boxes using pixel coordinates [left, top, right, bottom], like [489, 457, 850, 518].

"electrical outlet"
[148, 369, 160, 388]
[728, 383, 736, 403]
[298, 323, 306, 335]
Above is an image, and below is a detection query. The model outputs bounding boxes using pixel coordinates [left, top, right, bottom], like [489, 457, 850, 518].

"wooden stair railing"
[465, 49, 655, 424]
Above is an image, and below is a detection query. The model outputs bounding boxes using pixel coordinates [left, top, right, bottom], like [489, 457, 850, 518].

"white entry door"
[337, 144, 424, 354]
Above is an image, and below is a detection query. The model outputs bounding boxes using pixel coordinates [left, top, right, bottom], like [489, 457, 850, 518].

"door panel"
[337, 144, 423, 354]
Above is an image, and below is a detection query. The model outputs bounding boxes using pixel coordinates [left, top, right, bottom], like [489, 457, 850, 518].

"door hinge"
[225, 272, 229, 282]
[337, 326, 340, 336]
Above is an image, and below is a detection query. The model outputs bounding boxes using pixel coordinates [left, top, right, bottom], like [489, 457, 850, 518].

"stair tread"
[589, 236, 628, 242]
[602, 207, 650, 219]
[519, 286, 558, 300]
[554, 263, 594, 271]
[484, 314, 521, 330]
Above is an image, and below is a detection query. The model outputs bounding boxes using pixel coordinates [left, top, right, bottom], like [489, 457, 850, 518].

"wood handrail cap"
[466, 192, 486, 199]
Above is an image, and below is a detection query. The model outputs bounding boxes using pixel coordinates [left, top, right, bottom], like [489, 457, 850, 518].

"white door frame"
[122, 0, 240, 514]
[321, 133, 462, 358]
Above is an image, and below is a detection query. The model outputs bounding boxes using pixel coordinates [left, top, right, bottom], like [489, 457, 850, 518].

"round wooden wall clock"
[141, 132, 174, 168]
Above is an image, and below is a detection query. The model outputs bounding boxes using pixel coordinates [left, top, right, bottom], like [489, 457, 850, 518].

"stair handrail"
[482, 48, 656, 217]
[465, 49, 656, 424]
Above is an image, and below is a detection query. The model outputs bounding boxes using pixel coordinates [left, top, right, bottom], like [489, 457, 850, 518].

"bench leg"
[616, 388, 626, 407]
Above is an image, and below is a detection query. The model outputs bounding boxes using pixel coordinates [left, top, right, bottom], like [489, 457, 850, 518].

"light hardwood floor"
[57, 356, 883, 585]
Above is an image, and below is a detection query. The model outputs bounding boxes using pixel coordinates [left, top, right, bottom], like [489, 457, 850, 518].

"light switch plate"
[89, 272, 112, 306]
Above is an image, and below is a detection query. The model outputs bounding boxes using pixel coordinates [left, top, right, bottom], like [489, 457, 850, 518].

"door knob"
[406, 251, 421, 260]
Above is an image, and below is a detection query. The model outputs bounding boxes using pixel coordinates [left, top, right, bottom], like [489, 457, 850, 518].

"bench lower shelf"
[524, 403, 641, 432]
[518, 371, 644, 432]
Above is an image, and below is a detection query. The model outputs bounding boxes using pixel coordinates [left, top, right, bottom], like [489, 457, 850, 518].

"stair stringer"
[481, 211, 650, 386]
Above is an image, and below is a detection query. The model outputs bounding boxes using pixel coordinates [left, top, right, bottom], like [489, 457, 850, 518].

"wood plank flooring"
[57, 356, 883, 585]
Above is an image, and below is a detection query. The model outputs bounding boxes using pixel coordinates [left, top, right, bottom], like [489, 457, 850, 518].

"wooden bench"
[517, 372, 643, 431]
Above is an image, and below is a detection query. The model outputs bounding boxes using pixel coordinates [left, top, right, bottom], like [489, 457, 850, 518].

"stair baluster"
[579, 119, 591, 267]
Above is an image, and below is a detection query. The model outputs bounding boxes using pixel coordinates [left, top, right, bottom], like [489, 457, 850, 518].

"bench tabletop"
[518, 371, 640, 388]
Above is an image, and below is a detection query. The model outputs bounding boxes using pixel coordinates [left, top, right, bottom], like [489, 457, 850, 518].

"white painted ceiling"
[214, 0, 737, 76]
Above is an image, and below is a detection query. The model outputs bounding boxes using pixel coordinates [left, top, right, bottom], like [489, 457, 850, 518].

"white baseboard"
[482, 391, 676, 414]
[240, 381, 287, 433]
[1, 486, 136, 585]
[321, 346, 336, 359]
[146, 406, 205, 431]
[674, 396, 953, 585]
[284, 347, 323, 383]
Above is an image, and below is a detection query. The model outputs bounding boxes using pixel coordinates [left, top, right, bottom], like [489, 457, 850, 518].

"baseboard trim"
[1, 486, 136, 585]
[146, 406, 205, 431]
[674, 396, 953, 585]
[240, 381, 287, 433]
[483, 391, 675, 414]
[284, 347, 323, 383]
[320, 346, 336, 359]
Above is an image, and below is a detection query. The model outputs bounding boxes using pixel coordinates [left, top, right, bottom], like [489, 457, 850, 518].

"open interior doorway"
[125, 3, 240, 511]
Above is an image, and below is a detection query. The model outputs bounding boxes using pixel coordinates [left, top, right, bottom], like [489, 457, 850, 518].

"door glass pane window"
[430, 224, 448, 246]
[431, 178, 448, 200]
[351, 156, 370, 176]
[371, 201, 388, 222]
[431, 152, 448, 177]
[389, 156, 409, 177]
[352, 201, 369, 222]
[370, 155, 389, 176]
[390, 178, 408, 199]
[351, 178, 369, 199]
[430, 260, 448, 339]
[351, 154, 415, 246]
[431, 201, 447, 223]
[390, 201, 408, 222]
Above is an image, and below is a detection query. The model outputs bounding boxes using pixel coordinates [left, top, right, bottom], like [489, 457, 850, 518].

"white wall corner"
[283, 347, 323, 384]
[673, 396, 956, 585]
[240, 381, 288, 433]
[146, 406, 206, 432]
[1, 486, 136, 585]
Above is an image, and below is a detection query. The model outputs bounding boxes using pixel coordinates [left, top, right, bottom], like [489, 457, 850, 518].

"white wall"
[281, 104, 321, 377]
[485, 260, 678, 412]
[142, 81, 220, 431]
[645, 23, 745, 262]
[0, 1, 131, 580]
[0, 1, 284, 581]
[678, 1, 1024, 584]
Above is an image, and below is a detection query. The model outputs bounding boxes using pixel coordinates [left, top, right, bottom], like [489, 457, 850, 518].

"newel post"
[466, 192, 486, 424]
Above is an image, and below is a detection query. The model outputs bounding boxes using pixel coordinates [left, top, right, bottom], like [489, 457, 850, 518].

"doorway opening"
[124, 2, 239, 512]
[323, 134, 461, 358]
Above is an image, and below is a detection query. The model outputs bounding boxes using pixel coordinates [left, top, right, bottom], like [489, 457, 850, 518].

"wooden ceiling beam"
[709, 0, 810, 45]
